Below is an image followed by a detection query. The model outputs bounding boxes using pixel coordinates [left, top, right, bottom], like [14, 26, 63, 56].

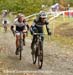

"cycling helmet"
[2, 10, 8, 13]
[17, 13, 24, 18]
[39, 11, 47, 18]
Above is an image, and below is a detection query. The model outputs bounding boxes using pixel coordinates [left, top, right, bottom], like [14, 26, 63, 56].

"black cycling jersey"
[31, 18, 49, 33]
[16, 26, 25, 31]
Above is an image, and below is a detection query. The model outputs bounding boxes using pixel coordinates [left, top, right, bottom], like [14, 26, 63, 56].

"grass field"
[49, 16, 73, 46]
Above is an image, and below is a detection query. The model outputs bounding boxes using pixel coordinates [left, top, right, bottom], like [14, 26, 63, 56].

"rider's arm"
[30, 24, 35, 35]
[23, 22, 30, 36]
[26, 24, 29, 30]
[10, 19, 16, 31]
[25, 22, 30, 31]
[23, 19, 29, 31]
[30, 21, 36, 35]
[45, 21, 51, 35]
[10, 25, 15, 36]
[11, 25, 14, 31]
[10, 19, 17, 36]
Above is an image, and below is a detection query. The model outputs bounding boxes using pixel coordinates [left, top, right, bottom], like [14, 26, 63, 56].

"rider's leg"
[3, 25, 7, 32]
[31, 35, 37, 49]
[23, 33, 26, 46]
[31, 27, 38, 49]
[40, 36, 44, 50]
[4, 20, 7, 32]
[5, 25, 7, 32]
[31, 35, 37, 54]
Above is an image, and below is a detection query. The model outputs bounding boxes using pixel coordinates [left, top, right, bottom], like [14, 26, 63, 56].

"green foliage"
[0, 0, 52, 16]
[0, 0, 72, 16]
[66, 0, 73, 6]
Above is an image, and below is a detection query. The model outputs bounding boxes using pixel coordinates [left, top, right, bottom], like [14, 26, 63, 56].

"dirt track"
[0, 30, 73, 75]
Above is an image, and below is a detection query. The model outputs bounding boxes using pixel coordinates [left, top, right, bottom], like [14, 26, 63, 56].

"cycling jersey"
[31, 18, 49, 33]
[14, 19, 29, 32]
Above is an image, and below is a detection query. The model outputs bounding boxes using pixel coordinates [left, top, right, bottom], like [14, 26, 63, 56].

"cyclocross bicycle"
[11, 30, 26, 60]
[32, 33, 47, 69]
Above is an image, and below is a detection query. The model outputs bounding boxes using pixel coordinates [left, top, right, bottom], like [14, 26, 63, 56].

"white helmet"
[3, 10, 8, 13]
[18, 13, 24, 17]
[39, 11, 47, 18]
[17, 13, 25, 18]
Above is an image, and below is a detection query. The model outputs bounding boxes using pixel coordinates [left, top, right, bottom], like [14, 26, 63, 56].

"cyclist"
[11, 13, 29, 55]
[30, 11, 51, 54]
[3, 20, 8, 32]
[2, 10, 8, 18]
[2, 10, 9, 32]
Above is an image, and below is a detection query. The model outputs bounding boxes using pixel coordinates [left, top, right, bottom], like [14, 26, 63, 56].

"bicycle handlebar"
[33, 33, 48, 35]
[11, 30, 27, 37]
[15, 31, 27, 33]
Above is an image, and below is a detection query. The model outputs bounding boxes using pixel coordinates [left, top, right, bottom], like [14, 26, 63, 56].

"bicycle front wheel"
[38, 41, 43, 69]
[19, 39, 23, 60]
[19, 48, 22, 60]
[32, 44, 38, 64]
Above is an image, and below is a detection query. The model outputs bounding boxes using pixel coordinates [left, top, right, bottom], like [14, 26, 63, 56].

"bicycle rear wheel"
[38, 42, 43, 69]
[19, 48, 22, 60]
[19, 39, 23, 60]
